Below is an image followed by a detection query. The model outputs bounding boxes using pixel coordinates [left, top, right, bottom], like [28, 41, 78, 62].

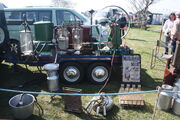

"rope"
[1, 88, 180, 96]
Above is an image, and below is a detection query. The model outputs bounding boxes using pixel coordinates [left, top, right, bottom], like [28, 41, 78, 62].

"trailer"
[0, 6, 136, 84]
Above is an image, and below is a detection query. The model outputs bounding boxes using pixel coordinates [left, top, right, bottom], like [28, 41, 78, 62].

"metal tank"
[34, 21, 54, 41]
[157, 92, 173, 111]
[172, 94, 180, 116]
[173, 78, 180, 98]
[173, 78, 180, 91]
[47, 76, 59, 92]
[19, 30, 33, 55]
[157, 84, 174, 111]
[43, 63, 59, 92]
[56, 27, 69, 50]
[72, 27, 83, 50]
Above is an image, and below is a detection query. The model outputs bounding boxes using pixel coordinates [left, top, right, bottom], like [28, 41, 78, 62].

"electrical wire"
[98, 50, 116, 93]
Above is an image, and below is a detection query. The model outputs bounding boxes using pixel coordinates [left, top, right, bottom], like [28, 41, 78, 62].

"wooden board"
[119, 84, 144, 108]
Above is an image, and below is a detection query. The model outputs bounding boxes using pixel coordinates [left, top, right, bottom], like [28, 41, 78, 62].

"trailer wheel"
[60, 62, 84, 83]
[88, 62, 110, 84]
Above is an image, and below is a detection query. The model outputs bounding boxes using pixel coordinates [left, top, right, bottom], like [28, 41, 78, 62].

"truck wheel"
[59, 62, 84, 83]
[88, 62, 110, 84]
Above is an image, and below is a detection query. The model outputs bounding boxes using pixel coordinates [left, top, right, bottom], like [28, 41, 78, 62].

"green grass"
[0, 25, 179, 120]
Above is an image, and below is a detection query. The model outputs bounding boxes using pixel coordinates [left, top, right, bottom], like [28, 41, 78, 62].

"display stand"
[119, 55, 144, 108]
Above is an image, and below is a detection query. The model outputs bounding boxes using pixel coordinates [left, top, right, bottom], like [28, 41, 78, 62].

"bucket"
[47, 76, 59, 92]
[9, 94, 35, 119]
[157, 92, 173, 111]
[172, 98, 180, 116]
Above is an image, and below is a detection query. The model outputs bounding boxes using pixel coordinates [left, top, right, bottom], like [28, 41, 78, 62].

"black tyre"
[59, 62, 84, 84]
[88, 62, 110, 84]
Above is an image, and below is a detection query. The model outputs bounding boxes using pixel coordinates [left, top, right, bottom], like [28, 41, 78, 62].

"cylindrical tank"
[43, 63, 59, 77]
[43, 63, 59, 92]
[34, 21, 54, 41]
[157, 92, 173, 111]
[172, 97, 180, 116]
[20, 30, 33, 55]
[173, 82, 180, 91]
[47, 76, 59, 92]
[58, 36, 69, 50]
[72, 27, 83, 50]
[173, 78, 180, 98]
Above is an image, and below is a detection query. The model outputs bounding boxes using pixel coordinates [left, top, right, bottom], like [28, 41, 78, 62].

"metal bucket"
[172, 98, 180, 116]
[9, 94, 35, 119]
[157, 92, 173, 111]
[47, 76, 59, 92]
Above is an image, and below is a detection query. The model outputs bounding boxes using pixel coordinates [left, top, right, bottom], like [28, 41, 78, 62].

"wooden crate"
[119, 84, 145, 108]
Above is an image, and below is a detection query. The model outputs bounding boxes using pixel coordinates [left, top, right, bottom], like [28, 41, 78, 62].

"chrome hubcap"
[92, 66, 108, 82]
[64, 66, 80, 82]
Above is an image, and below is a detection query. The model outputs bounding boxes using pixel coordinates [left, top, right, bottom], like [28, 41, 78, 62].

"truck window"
[56, 10, 81, 25]
[5, 11, 22, 25]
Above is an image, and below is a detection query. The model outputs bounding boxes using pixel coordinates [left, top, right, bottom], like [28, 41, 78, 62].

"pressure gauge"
[0, 27, 5, 44]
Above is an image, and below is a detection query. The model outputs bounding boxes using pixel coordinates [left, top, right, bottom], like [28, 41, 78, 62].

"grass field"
[0, 25, 179, 120]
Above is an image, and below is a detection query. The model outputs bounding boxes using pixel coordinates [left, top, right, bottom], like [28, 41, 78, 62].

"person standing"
[163, 13, 176, 54]
[171, 12, 180, 54]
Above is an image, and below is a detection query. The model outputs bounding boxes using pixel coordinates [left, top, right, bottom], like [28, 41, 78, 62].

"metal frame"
[150, 40, 172, 69]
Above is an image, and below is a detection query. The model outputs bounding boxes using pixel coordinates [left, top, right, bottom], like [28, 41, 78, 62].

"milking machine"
[1, 5, 135, 118]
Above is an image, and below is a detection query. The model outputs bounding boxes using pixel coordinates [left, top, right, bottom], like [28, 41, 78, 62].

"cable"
[98, 50, 116, 93]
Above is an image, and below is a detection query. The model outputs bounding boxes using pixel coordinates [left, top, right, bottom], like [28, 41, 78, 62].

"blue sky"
[0, 0, 179, 14]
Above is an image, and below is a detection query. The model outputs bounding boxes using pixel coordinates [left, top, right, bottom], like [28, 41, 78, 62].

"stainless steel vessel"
[172, 97, 180, 116]
[157, 91, 173, 111]
[47, 76, 59, 92]
[9, 94, 35, 119]
[43, 63, 59, 92]
[43, 63, 59, 77]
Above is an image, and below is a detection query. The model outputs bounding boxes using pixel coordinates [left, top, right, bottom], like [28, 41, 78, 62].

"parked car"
[4, 7, 90, 41]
